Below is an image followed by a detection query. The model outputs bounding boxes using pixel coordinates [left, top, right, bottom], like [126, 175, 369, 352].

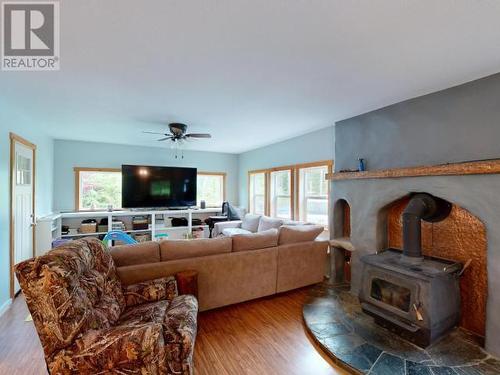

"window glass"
[299, 166, 329, 226]
[16, 155, 31, 185]
[77, 170, 227, 211]
[79, 170, 122, 210]
[270, 170, 292, 219]
[249, 172, 266, 215]
[197, 174, 225, 207]
[370, 278, 411, 312]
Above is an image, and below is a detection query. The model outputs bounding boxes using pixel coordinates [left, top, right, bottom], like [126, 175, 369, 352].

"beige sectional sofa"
[110, 225, 328, 311]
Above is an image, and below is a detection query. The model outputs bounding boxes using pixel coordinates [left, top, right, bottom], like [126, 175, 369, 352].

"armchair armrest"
[123, 276, 178, 307]
[163, 295, 198, 373]
[213, 220, 242, 236]
[50, 322, 166, 374]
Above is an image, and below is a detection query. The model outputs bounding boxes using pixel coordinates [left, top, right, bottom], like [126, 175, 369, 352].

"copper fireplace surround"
[359, 193, 463, 347]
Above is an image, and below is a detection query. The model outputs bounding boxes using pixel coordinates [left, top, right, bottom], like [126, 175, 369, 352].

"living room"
[2, 1, 500, 374]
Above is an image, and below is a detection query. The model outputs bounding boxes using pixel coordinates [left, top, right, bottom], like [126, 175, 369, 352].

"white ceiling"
[2, 0, 500, 153]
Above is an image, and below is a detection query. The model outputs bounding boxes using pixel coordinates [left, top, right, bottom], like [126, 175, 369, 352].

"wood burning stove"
[359, 193, 463, 347]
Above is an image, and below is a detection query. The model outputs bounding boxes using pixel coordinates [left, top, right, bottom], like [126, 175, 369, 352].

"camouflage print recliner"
[15, 237, 198, 375]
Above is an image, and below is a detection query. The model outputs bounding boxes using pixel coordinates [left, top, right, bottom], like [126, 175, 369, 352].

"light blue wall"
[0, 104, 54, 309]
[53, 140, 239, 211]
[238, 126, 335, 207]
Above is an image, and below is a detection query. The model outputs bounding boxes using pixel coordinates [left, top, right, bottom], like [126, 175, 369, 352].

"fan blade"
[157, 136, 173, 141]
[143, 131, 168, 135]
[185, 133, 211, 138]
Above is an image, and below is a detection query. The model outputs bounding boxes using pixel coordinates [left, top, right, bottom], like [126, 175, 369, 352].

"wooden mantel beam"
[326, 159, 500, 181]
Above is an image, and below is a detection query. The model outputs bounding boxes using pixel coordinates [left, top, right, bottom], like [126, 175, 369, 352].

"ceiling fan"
[143, 123, 211, 143]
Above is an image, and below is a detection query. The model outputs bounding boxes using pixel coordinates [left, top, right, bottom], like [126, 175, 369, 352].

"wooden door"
[10, 133, 36, 297]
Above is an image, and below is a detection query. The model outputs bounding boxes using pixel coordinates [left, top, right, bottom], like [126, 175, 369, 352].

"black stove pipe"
[402, 194, 439, 259]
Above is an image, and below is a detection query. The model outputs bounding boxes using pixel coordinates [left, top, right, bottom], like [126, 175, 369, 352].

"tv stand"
[36, 208, 221, 254]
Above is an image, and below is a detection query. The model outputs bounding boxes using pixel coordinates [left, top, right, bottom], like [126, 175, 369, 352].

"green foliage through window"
[80, 171, 122, 210]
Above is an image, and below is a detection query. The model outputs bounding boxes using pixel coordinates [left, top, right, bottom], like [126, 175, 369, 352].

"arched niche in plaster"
[333, 198, 351, 239]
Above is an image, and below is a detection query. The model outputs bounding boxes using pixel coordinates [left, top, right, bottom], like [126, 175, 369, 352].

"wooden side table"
[176, 270, 198, 299]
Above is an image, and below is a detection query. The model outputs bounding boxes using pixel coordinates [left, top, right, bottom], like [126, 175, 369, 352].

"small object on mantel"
[329, 237, 355, 252]
[358, 158, 366, 172]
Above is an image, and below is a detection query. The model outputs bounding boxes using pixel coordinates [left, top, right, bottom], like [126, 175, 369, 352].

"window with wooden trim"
[75, 168, 227, 211]
[297, 164, 330, 226]
[197, 172, 226, 208]
[249, 172, 266, 215]
[75, 168, 122, 211]
[270, 169, 293, 220]
[247, 160, 332, 224]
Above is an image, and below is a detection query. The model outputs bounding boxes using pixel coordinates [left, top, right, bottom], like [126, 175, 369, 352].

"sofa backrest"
[160, 237, 232, 261]
[110, 241, 161, 267]
[15, 238, 125, 359]
[278, 225, 325, 245]
[232, 228, 279, 252]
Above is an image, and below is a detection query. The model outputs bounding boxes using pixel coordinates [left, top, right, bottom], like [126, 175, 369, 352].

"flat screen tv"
[122, 165, 197, 209]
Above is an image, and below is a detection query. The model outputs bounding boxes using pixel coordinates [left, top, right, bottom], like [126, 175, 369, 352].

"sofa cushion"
[222, 227, 252, 236]
[278, 225, 325, 245]
[110, 241, 161, 267]
[50, 320, 166, 374]
[232, 228, 279, 252]
[160, 237, 232, 261]
[241, 214, 261, 232]
[257, 216, 283, 232]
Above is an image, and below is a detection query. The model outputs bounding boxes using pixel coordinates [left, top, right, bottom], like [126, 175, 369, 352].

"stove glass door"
[370, 278, 411, 312]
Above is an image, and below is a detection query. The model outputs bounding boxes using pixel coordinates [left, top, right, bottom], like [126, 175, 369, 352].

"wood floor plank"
[0, 288, 346, 375]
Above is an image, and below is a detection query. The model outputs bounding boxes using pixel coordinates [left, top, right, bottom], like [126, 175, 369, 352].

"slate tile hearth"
[303, 283, 500, 375]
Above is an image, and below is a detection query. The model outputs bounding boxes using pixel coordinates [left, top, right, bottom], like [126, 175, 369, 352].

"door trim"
[9, 132, 37, 298]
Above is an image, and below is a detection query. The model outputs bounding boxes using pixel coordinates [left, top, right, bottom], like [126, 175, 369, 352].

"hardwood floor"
[0, 295, 46, 375]
[0, 288, 346, 375]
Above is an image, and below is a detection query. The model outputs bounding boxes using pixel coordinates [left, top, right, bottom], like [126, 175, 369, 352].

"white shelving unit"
[36, 208, 220, 253]
[36, 213, 62, 256]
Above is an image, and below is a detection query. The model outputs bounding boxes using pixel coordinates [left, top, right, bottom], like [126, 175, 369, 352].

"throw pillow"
[241, 214, 262, 233]
[278, 225, 325, 245]
[257, 216, 283, 232]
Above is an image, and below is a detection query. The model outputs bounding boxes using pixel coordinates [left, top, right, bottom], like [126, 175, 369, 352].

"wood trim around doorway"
[9, 133, 37, 298]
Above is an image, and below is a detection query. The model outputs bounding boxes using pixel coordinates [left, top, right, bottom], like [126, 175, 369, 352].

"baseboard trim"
[0, 298, 13, 318]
